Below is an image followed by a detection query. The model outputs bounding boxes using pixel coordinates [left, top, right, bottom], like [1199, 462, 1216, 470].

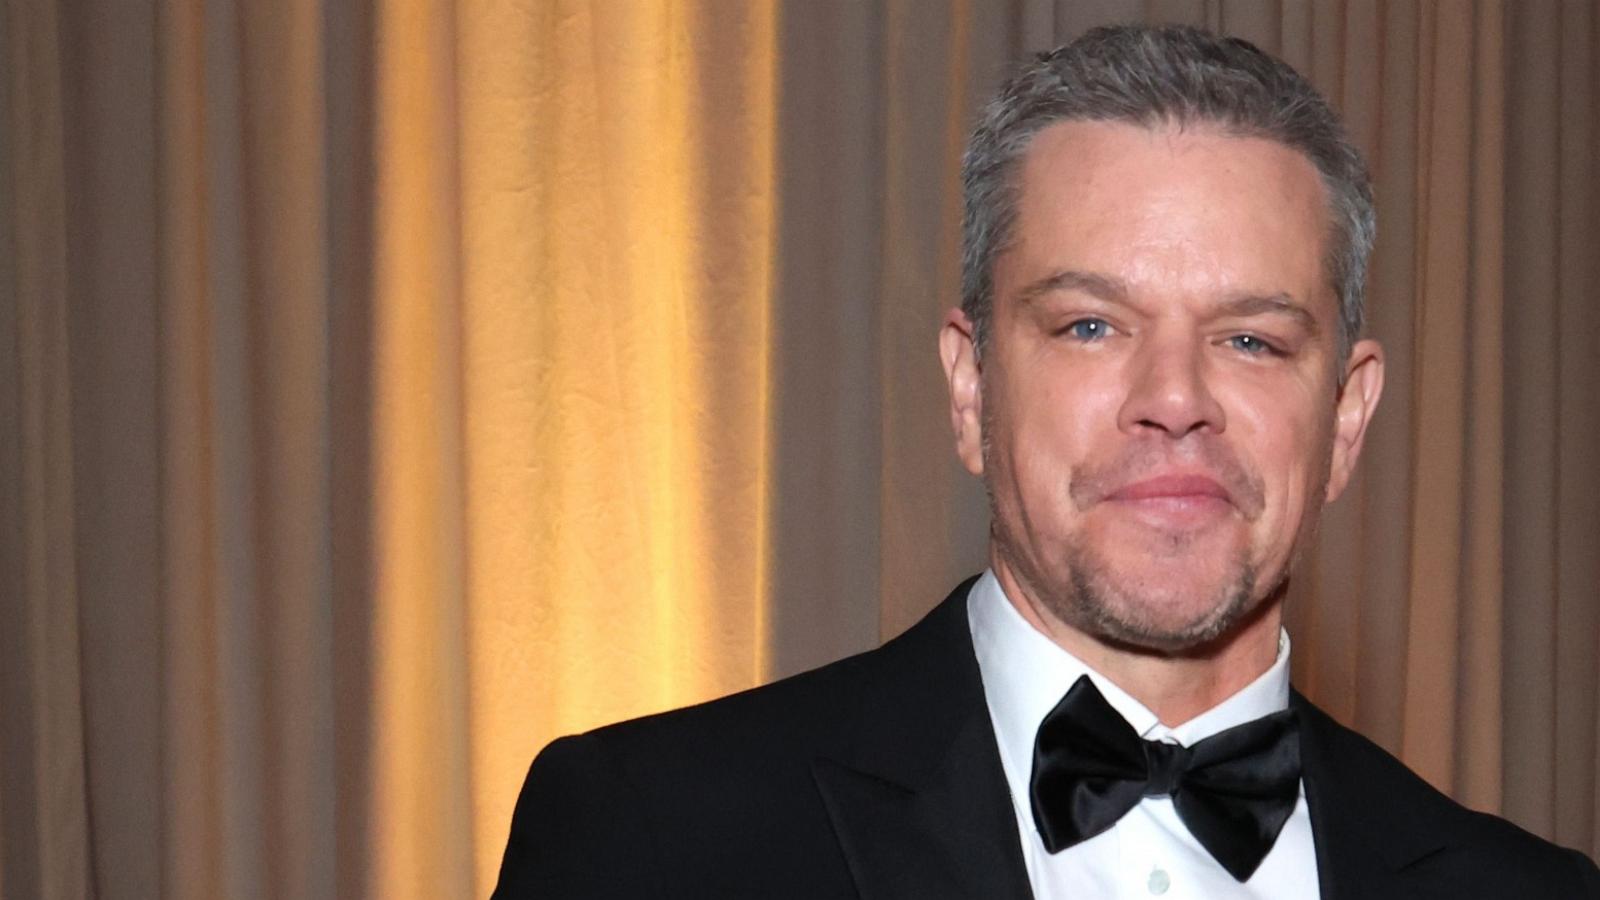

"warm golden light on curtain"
[455, 1, 775, 891]
[369, 0, 473, 894]
[3, 2, 1598, 899]
[366, 2, 778, 891]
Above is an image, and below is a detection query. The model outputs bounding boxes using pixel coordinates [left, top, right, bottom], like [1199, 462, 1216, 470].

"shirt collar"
[967, 569, 1292, 789]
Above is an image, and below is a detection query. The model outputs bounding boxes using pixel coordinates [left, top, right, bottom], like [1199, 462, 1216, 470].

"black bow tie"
[1029, 675, 1302, 882]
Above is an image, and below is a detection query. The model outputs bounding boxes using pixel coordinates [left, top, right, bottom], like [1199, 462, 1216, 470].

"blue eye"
[1067, 319, 1110, 341]
[1228, 334, 1276, 355]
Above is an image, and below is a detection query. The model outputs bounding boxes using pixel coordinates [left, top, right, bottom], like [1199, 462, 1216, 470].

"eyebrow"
[1218, 293, 1320, 334]
[1014, 269, 1128, 306]
[1014, 269, 1321, 335]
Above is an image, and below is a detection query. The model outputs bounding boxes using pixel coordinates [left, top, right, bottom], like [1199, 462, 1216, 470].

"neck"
[992, 562, 1284, 727]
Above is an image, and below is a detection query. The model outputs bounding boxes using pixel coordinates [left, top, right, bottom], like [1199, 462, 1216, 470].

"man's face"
[941, 120, 1383, 653]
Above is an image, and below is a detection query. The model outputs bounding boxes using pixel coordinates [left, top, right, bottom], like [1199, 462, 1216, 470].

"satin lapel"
[813, 713, 1034, 900]
[811, 579, 1034, 900]
[1294, 693, 1447, 900]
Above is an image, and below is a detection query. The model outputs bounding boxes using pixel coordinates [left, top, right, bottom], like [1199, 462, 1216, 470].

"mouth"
[1101, 474, 1235, 529]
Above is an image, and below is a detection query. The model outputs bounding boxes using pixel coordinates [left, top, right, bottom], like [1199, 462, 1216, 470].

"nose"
[1116, 334, 1226, 438]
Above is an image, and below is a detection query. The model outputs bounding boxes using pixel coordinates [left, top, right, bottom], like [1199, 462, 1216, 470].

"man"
[495, 24, 1600, 898]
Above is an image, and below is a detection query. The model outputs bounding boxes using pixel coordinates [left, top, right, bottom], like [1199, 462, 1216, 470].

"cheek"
[1007, 368, 1116, 465]
[1235, 393, 1333, 530]
[988, 367, 1107, 511]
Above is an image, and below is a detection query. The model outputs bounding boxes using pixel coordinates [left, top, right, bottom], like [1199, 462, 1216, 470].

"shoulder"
[492, 579, 982, 898]
[564, 575, 979, 774]
[492, 651, 878, 897]
[1293, 693, 1600, 896]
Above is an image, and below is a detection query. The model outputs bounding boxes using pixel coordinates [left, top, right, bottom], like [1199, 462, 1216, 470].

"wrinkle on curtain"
[459, 1, 776, 892]
[3, 2, 1599, 899]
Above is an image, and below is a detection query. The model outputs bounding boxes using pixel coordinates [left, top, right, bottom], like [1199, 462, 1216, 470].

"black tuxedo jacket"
[494, 578, 1600, 898]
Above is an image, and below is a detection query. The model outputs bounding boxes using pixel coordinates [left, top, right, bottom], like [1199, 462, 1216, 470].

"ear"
[1325, 338, 1384, 503]
[940, 308, 986, 477]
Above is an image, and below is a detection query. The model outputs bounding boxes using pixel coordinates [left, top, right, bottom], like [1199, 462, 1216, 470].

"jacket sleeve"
[490, 733, 660, 898]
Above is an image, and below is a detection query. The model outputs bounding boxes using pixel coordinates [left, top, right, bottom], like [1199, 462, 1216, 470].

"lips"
[1069, 445, 1266, 523]
[1104, 474, 1232, 504]
[1098, 473, 1237, 532]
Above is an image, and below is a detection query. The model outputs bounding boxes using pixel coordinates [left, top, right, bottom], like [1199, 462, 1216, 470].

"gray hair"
[960, 24, 1375, 365]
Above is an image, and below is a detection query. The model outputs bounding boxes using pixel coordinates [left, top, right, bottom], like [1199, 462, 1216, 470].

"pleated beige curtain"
[2, 1, 1597, 898]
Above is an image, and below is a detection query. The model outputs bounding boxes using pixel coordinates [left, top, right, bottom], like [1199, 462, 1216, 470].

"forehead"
[1000, 120, 1332, 313]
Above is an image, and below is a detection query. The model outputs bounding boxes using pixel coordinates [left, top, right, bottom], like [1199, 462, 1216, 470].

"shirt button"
[1147, 867, 1171, 895]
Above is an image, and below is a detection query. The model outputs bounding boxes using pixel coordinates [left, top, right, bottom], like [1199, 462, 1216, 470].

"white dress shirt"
[967, 570, 1322, 899]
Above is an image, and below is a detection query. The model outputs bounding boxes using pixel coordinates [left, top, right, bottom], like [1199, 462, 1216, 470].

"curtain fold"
[3, 2, 1598, 898]
[1397, 0, 1503, 805]
[1502, 0, 1600, 847]
[1, 2, 91, 897]
[460, 1, 778, 890]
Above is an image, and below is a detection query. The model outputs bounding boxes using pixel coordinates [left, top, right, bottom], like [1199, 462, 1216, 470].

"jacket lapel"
[814, 587, 1477, 899]
[1295, 692, 1451, 899]
[812, 714, 1034, 899]
[811, 580, 1034, 899]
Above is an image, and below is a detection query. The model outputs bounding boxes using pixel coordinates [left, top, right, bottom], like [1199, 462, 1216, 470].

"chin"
[1049, 547, 1262, 655]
